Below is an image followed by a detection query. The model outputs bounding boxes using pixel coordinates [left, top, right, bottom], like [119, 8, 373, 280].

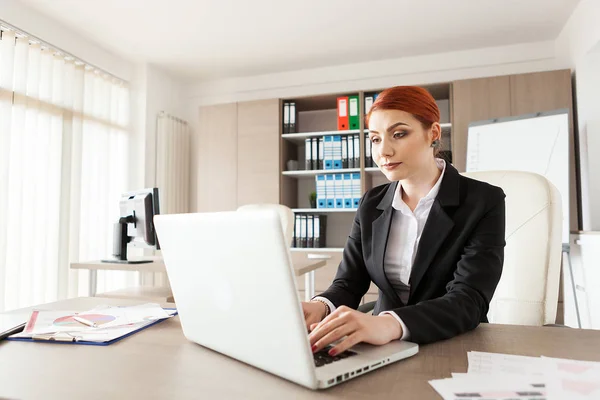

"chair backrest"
[461, 171, 562, 326]
[236, 204, 295, 246]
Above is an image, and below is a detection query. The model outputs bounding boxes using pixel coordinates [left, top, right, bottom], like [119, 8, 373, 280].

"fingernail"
[329, 349, 337, 357]
[311, 345, 317, 352]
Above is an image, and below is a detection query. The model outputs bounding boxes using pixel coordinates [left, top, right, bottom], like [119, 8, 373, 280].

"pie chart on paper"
[53, 314, 116, 327]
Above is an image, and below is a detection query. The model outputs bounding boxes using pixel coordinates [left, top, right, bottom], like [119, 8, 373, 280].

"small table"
[71, 253, 326, 302]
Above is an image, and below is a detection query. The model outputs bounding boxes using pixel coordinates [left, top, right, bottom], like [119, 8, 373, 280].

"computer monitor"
[102, 188, 160, 264]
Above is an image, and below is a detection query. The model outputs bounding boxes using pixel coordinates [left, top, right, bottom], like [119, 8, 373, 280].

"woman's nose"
[379, 139, 394, 157]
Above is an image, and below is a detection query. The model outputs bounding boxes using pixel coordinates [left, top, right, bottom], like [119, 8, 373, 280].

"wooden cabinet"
[237, 99, 280, 206]
[193, 100, 280, 212]
[451, 76, 512, 172]
[194, 103, 238, 212]
[509, 70, 572, 115]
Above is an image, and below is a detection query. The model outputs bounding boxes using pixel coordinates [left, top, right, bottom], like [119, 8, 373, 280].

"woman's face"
[368, 109, 439, 182]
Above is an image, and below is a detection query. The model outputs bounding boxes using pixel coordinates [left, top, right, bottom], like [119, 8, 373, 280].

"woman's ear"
[429, 122, 442, 143]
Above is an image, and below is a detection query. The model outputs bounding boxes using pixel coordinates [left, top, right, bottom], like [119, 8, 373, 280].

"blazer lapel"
[372, 182, 403, 305]
[409, 163, 461, 298]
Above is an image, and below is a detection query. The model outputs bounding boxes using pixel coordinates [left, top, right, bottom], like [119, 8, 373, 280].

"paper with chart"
[466, 352, 600, 399]
[542, 357, 600, 400]
[14, 303, 175, 341]
[429, 375, 547, 400]
[429, 351, 600, 400]
[467, 351, 548, 377]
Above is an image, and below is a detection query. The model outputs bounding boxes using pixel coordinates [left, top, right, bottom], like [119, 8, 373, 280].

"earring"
[430, 139, 440, 148]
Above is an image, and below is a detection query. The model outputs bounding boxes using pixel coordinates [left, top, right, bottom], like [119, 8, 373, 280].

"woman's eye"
[393, 131, 407, 139]
[370, 137, 380, 144]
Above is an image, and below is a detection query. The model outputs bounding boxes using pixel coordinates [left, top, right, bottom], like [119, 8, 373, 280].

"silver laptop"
[154, 210, 418, 390]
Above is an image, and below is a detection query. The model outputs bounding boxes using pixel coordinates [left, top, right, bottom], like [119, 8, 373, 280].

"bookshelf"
[280, 85, 452, 253]
[282, 129, 361, 144]
[282, 168, 360, 178]
[292, 208, 357, 213]
[281, 92, 364, 252]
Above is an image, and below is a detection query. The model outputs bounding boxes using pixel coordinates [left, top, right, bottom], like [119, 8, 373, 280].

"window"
[0, 28, 134, 311]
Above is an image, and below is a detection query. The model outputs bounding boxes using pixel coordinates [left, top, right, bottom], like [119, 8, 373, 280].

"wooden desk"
[71, 253, 327, 302]
[2, 297, 600, 399]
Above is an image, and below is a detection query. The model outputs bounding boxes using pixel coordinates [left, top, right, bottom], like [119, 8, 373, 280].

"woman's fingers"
[312, 323, 357, 354]
[309, 305, 351, 335]
[328, 332, 362, 356]
[302, 302, 325, 329]
[306, 310, 326, 330]
[308, 312, 346, 344]
[310, 305, 341, 331]
[309, 308, 355, 347]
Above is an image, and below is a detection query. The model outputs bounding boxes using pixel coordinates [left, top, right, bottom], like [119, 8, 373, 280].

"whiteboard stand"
[562, 243, 581, 328]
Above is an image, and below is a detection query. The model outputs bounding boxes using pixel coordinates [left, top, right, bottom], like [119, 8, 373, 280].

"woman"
[304, 86, 506, 356]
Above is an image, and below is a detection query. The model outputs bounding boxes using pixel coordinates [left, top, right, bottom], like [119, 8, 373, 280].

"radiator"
[155, 112, 190, 214]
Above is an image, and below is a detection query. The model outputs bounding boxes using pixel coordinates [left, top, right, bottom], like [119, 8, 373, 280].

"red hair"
[365, 86, 440, 128]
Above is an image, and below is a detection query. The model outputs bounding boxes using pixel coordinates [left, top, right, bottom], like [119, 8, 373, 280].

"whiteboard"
[466, 110, 569, 243]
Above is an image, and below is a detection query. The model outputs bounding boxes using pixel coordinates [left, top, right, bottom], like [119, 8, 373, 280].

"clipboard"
[7, 308, 177, 346]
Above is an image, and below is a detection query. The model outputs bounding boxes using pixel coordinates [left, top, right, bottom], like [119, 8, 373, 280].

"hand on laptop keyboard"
[308, 305, 403, 357]
[313, 345, 357, 367]
[302, 301, 328, 330]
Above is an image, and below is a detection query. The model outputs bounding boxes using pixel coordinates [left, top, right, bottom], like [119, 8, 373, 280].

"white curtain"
[0, 30, 134, 312]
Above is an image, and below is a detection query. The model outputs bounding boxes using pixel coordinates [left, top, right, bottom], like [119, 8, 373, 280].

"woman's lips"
[382, 162, 402, 170]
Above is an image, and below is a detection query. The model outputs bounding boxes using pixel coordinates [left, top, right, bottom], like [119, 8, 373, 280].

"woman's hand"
[301, 301, 328, 329]
[308, 306, 402, 356]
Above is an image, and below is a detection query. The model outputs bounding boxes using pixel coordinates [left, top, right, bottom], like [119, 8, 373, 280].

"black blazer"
[318, 162, 506, 344]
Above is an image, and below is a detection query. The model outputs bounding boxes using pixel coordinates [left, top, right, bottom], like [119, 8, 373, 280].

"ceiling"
[16, 0, 580, 82]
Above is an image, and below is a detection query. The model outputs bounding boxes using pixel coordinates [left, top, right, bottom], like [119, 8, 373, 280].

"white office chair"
[236, 204, 295, 247]
[462, 171, 563, 326]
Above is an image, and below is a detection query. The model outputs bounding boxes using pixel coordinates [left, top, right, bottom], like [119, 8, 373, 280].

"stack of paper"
[11, 303, 176, 343]
[429, 351, 600, 400]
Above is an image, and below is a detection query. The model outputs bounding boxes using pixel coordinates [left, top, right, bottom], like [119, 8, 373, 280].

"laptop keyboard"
[314, 346, 357, 367]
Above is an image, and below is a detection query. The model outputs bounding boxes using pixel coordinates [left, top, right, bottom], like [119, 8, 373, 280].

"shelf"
[293, 208, 358, 213]
[282, 168, 361, 179]
[365, 167, 381, 173]
[289, 92, 359, 112]
[290, 247, 344, 253]
[282, 129, 361, 145]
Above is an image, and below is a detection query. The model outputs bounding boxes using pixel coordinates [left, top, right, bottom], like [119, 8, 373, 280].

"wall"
[556, 0, 600, 230]
[572, 52, 600, 231]
[127, 63, 148, 191]
[186, 40, 563, 107]
[143, 64, 187, 188]
[119, 62, 188, 193]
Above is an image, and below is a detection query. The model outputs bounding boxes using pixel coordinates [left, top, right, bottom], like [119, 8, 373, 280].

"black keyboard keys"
[313, 346, 357, 367]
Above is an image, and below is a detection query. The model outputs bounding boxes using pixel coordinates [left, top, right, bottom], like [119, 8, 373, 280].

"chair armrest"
[543, 323, 571, 328]
[358, 301, 376, 314]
